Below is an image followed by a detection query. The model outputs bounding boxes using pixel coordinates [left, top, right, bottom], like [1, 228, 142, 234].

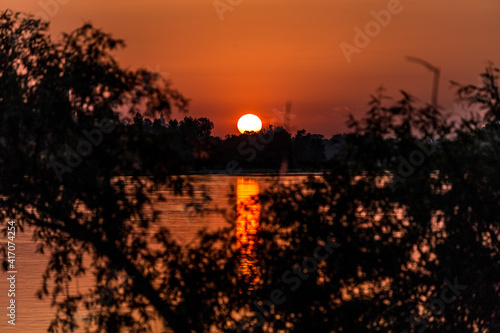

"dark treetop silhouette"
[1, 10, 499, 332]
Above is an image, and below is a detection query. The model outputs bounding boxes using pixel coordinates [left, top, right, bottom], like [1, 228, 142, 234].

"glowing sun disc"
[237, 114, 262, 134]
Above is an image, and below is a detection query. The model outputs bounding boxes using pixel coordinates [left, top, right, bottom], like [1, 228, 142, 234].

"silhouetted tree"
[292, 129, 325, 169]
[1, 9, 498, 333]
[0, 10, 195, 332]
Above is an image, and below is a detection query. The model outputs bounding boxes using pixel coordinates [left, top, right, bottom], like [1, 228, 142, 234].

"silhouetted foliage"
[0, 10, 194, 332]
[0, 10, 498, 333]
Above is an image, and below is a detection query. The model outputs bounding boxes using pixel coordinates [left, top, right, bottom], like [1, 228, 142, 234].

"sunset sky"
[4, 0, 500, 137]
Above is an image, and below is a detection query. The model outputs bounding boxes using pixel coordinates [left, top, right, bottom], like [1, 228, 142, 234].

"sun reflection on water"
[236, 178, 261, 289]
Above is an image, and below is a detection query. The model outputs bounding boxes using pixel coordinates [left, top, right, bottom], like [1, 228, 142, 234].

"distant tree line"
[129, 112, 348, 172]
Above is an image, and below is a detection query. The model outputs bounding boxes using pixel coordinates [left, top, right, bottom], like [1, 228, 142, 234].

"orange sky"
[4, 0, 500, 137]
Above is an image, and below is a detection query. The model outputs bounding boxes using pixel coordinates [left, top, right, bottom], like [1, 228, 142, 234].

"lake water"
[0, 174, 314, 332]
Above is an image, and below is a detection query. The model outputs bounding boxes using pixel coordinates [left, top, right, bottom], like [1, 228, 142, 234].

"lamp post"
[405, 56, 440, 108]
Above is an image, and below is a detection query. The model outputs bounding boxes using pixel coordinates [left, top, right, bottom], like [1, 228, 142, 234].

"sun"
[237, 114, 262, 134]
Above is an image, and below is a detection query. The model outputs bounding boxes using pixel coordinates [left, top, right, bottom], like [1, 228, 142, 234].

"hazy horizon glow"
[3, 0, 500, 137]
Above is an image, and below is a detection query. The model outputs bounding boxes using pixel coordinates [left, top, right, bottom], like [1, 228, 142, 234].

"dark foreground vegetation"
[0, 10, 499, 332]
